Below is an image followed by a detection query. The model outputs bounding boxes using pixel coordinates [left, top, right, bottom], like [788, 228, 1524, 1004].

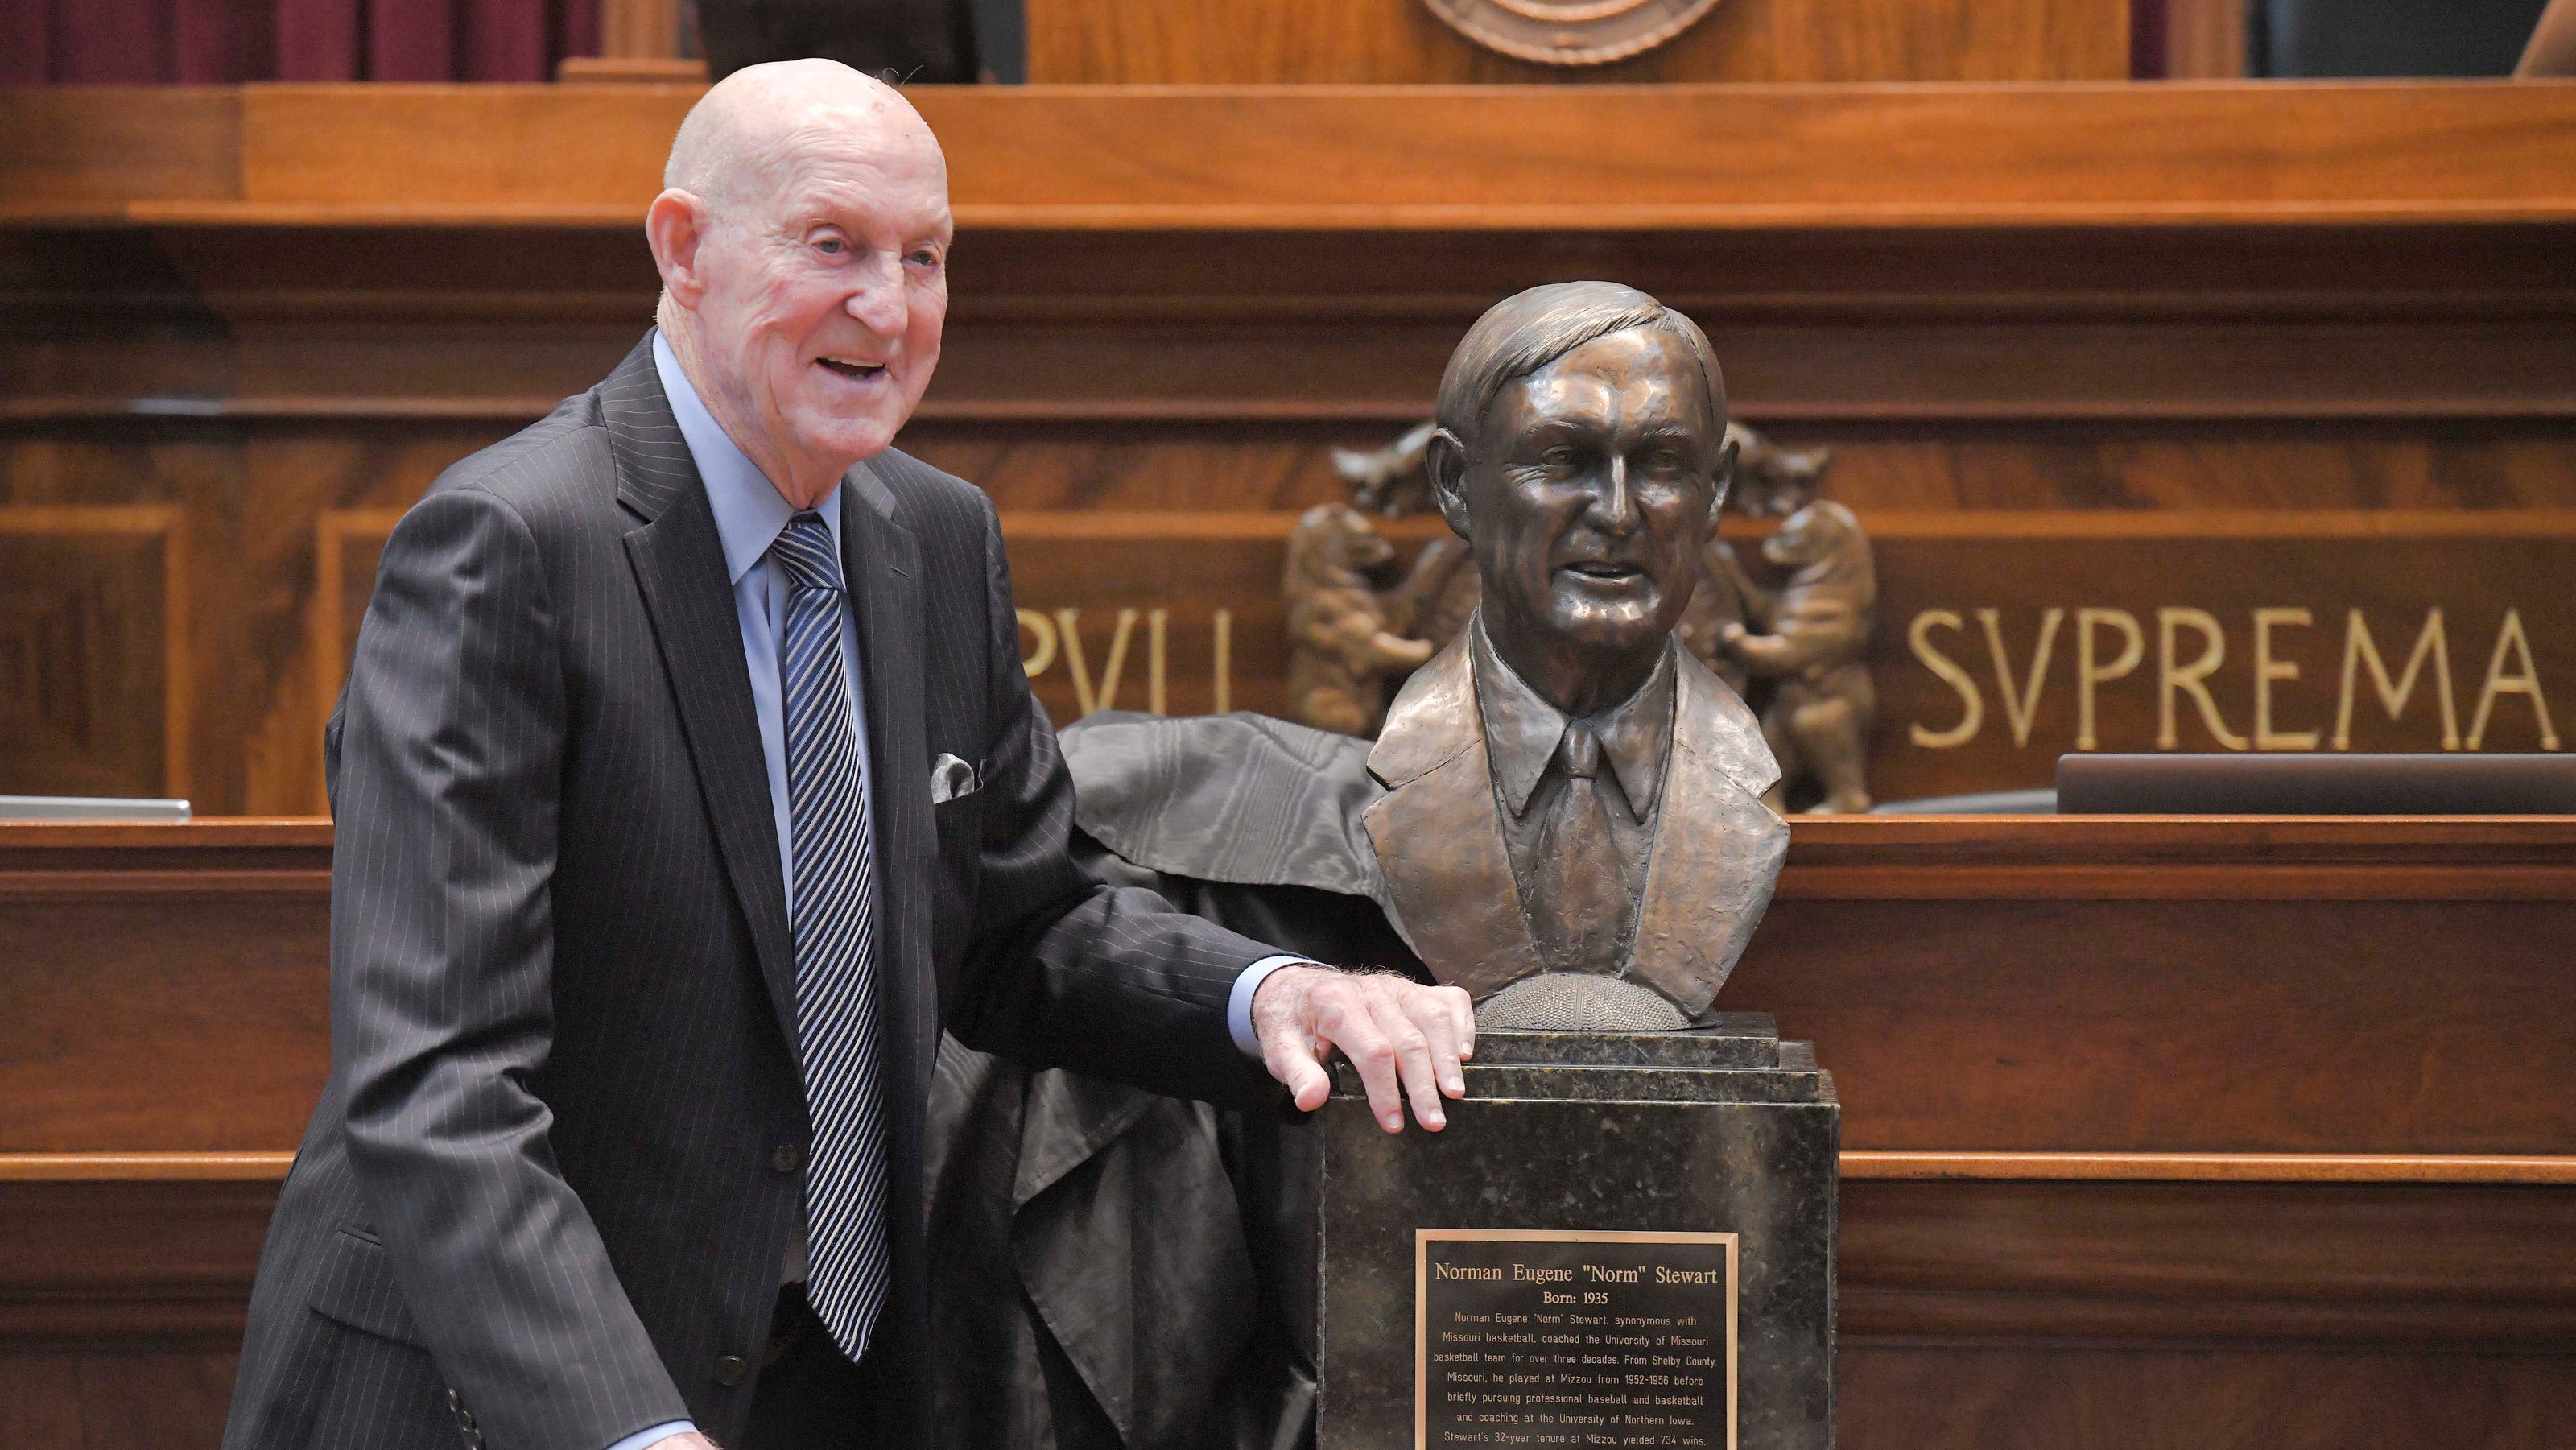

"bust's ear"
[1707, 435, 1740, 529]
[1425, 427, 1475, 540]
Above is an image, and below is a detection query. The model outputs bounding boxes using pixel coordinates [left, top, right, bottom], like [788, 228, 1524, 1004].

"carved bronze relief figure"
[1716, 499, 1879, 814]
[1283, 502, 1434, 737]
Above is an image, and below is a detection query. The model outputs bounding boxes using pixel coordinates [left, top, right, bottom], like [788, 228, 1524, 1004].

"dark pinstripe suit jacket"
[223, 337, 1284, 1450]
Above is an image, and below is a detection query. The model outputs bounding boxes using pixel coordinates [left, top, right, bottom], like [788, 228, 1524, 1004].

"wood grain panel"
[1840, 1178, 2576, 1343]
[2161, 0, 2247, 78]
[0, 1352, 240, 1450]
[0, 825, 329, 1155]
[1733, 893, 2576, 1154]
[1838, 1345, 2576, 1450]
[7, 1171, 2575, 1448]
[1026, 0, 2128, 84]
[914, 428, 2576, 514]
[0, 89, 237, 223]
[6, 818, 2570, 1157]
[0, 509, 187, 800]
[8, 85, 2574, 229]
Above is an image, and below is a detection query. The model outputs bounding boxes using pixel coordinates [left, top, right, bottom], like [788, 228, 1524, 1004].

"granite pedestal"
[1319, 1014, 1836, 1450]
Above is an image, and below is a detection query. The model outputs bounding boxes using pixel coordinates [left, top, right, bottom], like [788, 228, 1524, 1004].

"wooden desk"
[5, 816, 2573, 1446]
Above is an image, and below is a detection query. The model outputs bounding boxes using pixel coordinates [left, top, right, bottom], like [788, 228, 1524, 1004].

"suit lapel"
[1625, 651, 1790, 1016]
[605, 340, 800, 1044]
[1362, 638, 1546, 996]
[839, 462, 936, 1146]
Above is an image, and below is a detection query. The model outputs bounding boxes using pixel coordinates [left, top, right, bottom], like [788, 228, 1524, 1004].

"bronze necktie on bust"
[1524, 721, 1635, 972]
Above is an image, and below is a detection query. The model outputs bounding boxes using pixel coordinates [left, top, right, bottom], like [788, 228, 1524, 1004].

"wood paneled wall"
[8, 209, 2575, 811]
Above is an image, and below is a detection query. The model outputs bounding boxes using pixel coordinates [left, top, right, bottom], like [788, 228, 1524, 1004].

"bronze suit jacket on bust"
[1366, 622, 1785, 1016]
[1063, 613, 1789, 1017]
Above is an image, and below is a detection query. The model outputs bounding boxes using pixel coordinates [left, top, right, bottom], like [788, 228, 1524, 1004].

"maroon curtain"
[4, 0, 600, 82]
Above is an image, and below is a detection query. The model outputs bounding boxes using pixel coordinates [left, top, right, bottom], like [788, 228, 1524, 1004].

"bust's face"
[1460, 328, 1725, 663]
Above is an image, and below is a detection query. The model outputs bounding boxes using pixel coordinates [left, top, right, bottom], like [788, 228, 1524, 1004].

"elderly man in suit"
[221, 60, 1471, 1450]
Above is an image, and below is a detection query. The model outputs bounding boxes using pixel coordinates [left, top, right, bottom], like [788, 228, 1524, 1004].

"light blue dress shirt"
[616, 337, 1297, 1450]
[654, 332, 872, 916]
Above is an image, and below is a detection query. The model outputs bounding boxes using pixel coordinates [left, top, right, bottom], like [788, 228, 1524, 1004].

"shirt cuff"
[605, 1422, 697, 1450]
[1228, 954, 1315, 1056]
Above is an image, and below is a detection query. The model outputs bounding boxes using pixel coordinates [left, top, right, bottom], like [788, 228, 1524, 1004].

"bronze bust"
[1063, 283, 1789, 1031]
[1364, 282, 1785, 1029]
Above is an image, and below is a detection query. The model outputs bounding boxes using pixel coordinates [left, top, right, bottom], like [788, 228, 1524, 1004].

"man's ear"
[1425, 427, 1475, 539]
[1707, 435, 1740, 530]
[646, 189, 712, 310]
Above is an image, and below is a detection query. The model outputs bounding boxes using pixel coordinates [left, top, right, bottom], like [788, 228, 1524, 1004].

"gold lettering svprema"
[2469, 609, 2561, 750]
[2334, 609, 2458, 750]
[2157, 607, 2248, 751]
[1906, 610, 1984, 748]
[1905, 599, 2556, 758]
[2252, 607, 2322, 750]
[2075, 609, 2143, 752]
[1018, 607, 1233, 717]
[1053, 607, 1141, 716]
[1978, 606, 2062, 749]
[1017, 608, 1057, 677]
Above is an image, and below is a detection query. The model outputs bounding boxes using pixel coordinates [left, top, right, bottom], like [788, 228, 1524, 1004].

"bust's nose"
[1585, 454, 1641, 535]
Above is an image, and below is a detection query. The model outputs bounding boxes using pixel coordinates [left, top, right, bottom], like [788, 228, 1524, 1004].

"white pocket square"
[930, 753, 980, 804]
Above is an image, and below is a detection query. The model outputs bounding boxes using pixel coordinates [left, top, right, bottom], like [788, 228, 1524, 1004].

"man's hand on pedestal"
[1252, 966, 1475, 1132]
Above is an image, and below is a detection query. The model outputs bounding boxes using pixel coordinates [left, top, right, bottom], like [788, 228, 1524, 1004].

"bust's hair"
[1433, 281, 1725, 449]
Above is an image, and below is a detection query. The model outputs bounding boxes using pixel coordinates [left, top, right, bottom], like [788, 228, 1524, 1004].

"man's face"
[691, 125, 951, 471]
[1460, 328, 1725, 661]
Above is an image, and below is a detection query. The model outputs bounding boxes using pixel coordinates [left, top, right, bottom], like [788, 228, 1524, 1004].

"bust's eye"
[1646, 448, 1684, 471]
[1539, 445, 1579, 467]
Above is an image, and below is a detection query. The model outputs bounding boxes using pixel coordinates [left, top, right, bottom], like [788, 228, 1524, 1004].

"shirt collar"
[652, 328, 844, 585]
[1469, 615, 1676, 823]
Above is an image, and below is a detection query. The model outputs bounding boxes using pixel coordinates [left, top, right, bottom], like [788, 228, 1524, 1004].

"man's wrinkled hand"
[1251, 965, 1475, 1132]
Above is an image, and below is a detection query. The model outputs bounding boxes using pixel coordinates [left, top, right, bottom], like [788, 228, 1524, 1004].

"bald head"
[664, 59, 943, 219]
[645, 58, 954, 509]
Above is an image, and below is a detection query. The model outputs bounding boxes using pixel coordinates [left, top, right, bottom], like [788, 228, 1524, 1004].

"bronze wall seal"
[1422, 0, 1724, 65]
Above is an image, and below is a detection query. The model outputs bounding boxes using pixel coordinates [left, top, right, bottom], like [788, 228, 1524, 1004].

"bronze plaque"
[1417, 1229, 1737, 1450]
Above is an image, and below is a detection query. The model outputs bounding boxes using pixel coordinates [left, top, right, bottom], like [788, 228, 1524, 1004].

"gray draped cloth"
[926, 787, 1418, 1450]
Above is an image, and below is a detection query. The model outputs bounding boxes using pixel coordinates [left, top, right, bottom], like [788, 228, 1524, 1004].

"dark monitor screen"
[2056, 754, 2576, 814]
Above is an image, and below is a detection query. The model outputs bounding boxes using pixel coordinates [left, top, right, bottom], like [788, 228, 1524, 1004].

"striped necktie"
[771, 510, 891, 1362]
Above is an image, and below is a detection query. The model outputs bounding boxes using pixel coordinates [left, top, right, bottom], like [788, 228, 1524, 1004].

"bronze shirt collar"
[1468, 615, 1676, 824]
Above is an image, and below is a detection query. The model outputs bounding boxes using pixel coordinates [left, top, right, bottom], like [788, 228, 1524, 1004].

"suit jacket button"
[716, 1353, 749, 1386]
[772, 1143, 807, 1174]
[445, 1389, 463, 1411]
